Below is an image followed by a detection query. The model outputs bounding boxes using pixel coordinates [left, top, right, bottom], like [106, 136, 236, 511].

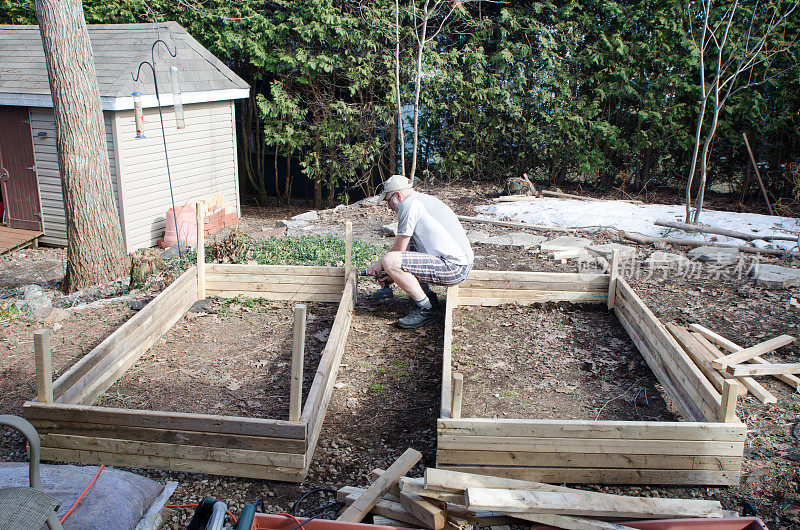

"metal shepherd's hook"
[131, 39, 185, 259]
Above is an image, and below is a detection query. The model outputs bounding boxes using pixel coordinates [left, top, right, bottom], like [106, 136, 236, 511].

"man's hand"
[365, 260, 384, 278]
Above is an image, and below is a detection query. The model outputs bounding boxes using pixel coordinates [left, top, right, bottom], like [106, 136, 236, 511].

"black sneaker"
[370, 286, 394, 300]
[396, 306, 439, 329]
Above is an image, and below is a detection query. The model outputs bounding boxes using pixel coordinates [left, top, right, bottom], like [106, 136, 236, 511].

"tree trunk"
[273, 144, 280, 201]
[284, 152, 293, 204]
[35, 0, 127, 293]
[394, 0, 405, 176]
[409, 0, 430, 184]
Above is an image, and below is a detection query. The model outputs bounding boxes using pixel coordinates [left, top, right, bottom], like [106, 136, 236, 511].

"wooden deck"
[0, 225, 42, 255]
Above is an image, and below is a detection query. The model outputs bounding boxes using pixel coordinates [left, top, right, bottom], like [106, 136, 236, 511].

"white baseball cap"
[380, 175, 413, 199]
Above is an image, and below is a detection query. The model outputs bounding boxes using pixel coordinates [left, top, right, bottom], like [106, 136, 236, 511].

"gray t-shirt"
[396, 192, 474, 266]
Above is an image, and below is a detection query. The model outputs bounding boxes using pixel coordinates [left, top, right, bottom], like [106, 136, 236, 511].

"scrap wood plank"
[399, 492, 446, 530]
[690, 323, 800, 390]
[338, 448, 422, 522]
[339, 487, 424, 527]
[666, 323, 747, 397]
[727, 362, 800, 377]
[464, 488, 726, 519]
[689, 331, 777, 404]
[710, 334, 795, 369]
[424, 468, 574, 494]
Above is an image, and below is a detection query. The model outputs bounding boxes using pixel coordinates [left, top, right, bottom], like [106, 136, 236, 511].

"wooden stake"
[196, 201, 206, 300]
[290, 304, 306, 422]
[451, 373, 464, 420]
[345, 221, 353, 277]
[607, 249, 619, 310]
[718, 380, 739, 423]
[727, 362, 800, 377]
[34, 329, 53, 403]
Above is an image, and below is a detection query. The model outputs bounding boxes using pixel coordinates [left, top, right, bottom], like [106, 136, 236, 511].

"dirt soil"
[1, 183, 799, 529]
[452, 304, 677, 421]
[95, 299, 337, 419]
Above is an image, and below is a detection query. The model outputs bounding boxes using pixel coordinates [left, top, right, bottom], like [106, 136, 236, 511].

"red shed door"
[0, 106, 42, 230]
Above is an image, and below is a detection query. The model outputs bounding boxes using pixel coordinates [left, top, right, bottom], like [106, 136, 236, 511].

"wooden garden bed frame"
[23, 211, 356, 481]
[438, 256, 746, 486]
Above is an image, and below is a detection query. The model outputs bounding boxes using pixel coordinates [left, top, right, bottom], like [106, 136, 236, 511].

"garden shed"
[0, 22, 249, 252]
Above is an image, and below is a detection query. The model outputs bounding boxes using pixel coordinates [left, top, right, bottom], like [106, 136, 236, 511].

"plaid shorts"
[400, 252, 472, 286]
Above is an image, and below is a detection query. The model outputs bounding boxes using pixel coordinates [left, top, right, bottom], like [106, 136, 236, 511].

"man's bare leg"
[382, 251, 425, 301]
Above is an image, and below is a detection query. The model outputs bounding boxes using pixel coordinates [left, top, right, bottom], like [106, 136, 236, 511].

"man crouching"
[365, 175, 474, 328]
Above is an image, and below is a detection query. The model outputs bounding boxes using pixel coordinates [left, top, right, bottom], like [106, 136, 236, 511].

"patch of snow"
[476, 198, 800, 250]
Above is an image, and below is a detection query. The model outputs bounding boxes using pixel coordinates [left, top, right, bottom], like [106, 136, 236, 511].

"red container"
[161, 204, 197, 248]
[531, 517, 767, 530]
[251, 514, 415, 530]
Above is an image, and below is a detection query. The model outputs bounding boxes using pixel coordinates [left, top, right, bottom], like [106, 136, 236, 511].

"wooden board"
[0, 226, 41, 255]
[457, 291, 606, 306]
[615, 280, 720, 422]
[440, 285, 458, 418]
[207, 264, 345, 276]
[437, 465, 739, 486]
[464, 487, 726, 518]
[41, 446, 305, 481]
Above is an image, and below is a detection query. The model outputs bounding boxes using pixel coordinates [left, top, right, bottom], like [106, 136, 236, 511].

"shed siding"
[29, 108, 120, 246]
[115, 100, 239, 251]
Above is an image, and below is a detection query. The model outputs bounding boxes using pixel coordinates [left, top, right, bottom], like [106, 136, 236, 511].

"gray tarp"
[0, 463, 164, 530]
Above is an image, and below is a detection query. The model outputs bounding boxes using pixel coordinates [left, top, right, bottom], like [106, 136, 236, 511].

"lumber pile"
[337, 464, 738, 529]
[667, 323, 799, 408]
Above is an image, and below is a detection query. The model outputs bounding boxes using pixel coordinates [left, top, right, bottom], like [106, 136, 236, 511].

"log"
[457, 216, 575, 233]
[619, 230, 800, 257]
[654, 219, 797, 243]
[541, 190, 643, 204]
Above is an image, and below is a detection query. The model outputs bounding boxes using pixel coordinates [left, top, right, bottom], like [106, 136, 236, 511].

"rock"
[42, 308, 68, 324]
[587, 243, 636, 260]
[540, 236, 592, 252]
[467, 230, 489, 244]
[353, 195, 382, 207]
[189, 298, 215, 313]
[381, 222, 398, 237]
[789, 297, 800, 311]
[160, 241, 193, 260]
[258, 226, 286, 239]
[130, 248, 165, 289]
[687, 246, 739, 265]
[508, 233, 546, 248]
[503, 176, 536, 196]
[291, 210, 319, 222]
[643, 251, 690, 268]
[129, 299, 149, 311]
[748, 263, 800, 289]
[23, 284, 44, 300]
[276, 219, 309, 230]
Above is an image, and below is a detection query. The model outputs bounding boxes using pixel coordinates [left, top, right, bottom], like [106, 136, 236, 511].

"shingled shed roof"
[0, 22, 249, 110]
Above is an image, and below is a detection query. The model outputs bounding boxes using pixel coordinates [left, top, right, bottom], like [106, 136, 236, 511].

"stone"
[190, 298, 216, 313]
[503, 176, 536, 196]
[291, 210, 319, 222]
[587, 243, 636, 260]
[130, 248, 165, 289]
[748, 263, 800, 289]
[508, 233, 546, 248]
[23, 284, 43, 300]
[128, 299, 149, 311]
[643, 251, 690, 268]
[539, 236, 592, 252]
[257, 226, 287, 239]
[467, 230, 490, 244]
[687, 246, 739, 265]
[480, 235, 515, 246]
[276, 219, 308, 229]
[160, 241, 193, 260]
[381, 222, 398, 237]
